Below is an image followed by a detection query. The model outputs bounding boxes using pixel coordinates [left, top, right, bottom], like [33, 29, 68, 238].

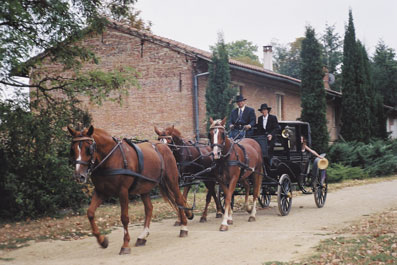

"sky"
[135, 0, 397, 59]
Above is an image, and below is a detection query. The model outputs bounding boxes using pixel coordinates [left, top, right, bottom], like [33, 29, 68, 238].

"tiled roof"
[110, 21, 301, 85]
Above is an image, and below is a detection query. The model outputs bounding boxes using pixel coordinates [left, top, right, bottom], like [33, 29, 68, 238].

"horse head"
[68, 125, 96, 183]
[208, 117, 227, 159]
[154, 125, 179, 145]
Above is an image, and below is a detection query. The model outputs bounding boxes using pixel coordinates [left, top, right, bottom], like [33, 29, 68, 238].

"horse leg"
[241, 178, 252, 214]
[249, 169, 263, 222]
[174, 185, 191, 226]
[211, 183, 223, 218]
[200, 182, 212, 222]
[136, 193, 152, 247]
[220, 176, 238, 231]
[87, 192, 108, 248]
[119, 187, 131, 255]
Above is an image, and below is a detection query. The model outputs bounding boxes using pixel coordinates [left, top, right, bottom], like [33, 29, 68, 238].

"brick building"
[30, 22, 342, 141]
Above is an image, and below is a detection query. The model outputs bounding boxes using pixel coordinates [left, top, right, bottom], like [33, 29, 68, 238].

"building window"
[276, 94, 283, 120]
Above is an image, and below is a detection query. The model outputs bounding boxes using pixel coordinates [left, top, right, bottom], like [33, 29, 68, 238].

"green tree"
[0, 0, 148, 104]
[0, 0, 148, 219]
[371, 41, 397, 107]
[223, 40, 262, 67]
[205, 34, 237, 127]
[321, 24, 343, 91]
[272, 38, 303, 79]
[300, 26, 329, 153]
[341, 10, 371, 142]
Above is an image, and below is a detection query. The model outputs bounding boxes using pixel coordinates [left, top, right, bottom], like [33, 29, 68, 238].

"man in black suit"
[256, 103, 281, 160]
[229, 95, 256, 139]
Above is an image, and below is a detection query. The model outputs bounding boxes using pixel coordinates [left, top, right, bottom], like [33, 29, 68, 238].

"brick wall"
[33, 27, 197, 140]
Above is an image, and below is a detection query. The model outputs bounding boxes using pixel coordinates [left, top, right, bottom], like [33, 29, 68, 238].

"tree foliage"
[0, 0, 149, 219]
[371, 41, 397, 107]
[340, 10, 372, 142]
[0, 0, 148, 104]
[300, 26, 329, 153]
[321, 24, 343, 91]
[223, 40, 262, 67]
[272, 38, 303, 79]
[0, 99, 91, 220]
[205, 34, 237, 127]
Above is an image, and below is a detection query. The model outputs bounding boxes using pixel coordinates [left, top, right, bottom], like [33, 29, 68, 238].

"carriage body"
[245, 121, 328, 214]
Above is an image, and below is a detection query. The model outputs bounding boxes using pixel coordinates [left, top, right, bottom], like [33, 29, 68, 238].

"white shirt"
[262, 114, 269, 129]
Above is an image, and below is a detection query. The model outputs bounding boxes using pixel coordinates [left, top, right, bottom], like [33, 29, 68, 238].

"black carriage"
[218, 121, 328, 216]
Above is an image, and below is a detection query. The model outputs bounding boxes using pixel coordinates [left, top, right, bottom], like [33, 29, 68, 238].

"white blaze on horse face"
[75, 145, 82, 172]
[160, 138, 167, 144]
[213, 128, 220, 159]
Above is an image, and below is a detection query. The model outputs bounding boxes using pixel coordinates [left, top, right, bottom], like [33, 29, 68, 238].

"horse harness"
[72, 136, 162, 183]
[209, 125, 251, 178]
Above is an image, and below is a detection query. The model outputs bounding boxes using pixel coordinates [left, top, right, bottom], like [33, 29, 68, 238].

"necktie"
[239, 108, 243, 120]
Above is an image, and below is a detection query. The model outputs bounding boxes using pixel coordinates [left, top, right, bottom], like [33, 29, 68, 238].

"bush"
[326, 163, 368, 183]
[327, 139, 397, 181]
[0, 100, 91, 220]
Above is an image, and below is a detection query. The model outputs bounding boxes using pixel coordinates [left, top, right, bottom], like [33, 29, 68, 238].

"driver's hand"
[267, 134, 272, 141]
[230, 124, 234, 129]
[244, 125, 251, 130]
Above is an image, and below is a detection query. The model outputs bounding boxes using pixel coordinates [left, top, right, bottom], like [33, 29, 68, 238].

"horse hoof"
[248, 216, 256, 222]
[188, 213, 194, 220]
[135, 238, 146, 247]
[216, 213, 223, 218]
[200, 216, 207, 223]
[179, 230, 188, 237]
[227, 220, 233, 225]
[119, 247, 131, 255]
[174, 221, 181, 226]
[100, 237, 109, 248]
[219, 225, 228, 231]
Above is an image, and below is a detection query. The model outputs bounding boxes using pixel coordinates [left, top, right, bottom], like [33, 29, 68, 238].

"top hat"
[233, 95, 247, 103]
[258, 103, 272, 111]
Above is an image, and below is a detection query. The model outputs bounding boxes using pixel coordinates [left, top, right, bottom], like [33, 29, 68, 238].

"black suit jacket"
[256, 114, 281, 139]
[229, 106, 256, 135]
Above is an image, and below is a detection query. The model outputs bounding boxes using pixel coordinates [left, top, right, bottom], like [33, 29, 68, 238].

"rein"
[72, 136, 159, 183]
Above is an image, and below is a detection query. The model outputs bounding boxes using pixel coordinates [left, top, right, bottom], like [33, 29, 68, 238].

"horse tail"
[158, 172, 180, 212]
[155, 144, 187, 212]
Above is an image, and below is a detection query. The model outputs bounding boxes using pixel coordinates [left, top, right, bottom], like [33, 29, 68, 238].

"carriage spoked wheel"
[217, 186, 234, 213]
[258, 187, 271, 208]
[277, 174, 292, 216]
[313, 169, 328, 208]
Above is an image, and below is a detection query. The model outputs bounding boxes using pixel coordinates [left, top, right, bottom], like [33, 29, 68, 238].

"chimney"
[263, 45, 273, 71]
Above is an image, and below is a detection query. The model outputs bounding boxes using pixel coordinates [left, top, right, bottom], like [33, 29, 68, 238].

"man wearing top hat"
[229, 95, 256, 139]
[256, 103, 281, 160]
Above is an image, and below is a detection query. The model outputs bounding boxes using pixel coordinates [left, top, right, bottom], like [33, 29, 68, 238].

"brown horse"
[154, 125, 223, 223]
[208, 118, 264, 231]
[68, 125, 192, 255]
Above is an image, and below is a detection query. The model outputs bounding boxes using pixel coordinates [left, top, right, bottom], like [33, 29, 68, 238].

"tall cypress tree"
[341, 10, 371, 142]
[300, 26, 329, 153]
[205, 34, 237, 128]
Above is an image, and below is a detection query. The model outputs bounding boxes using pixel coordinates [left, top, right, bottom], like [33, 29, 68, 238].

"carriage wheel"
[313, 170, 328, 208]
[258, 187, 271, 208]
[277, 174, 292, 216]
[218, 186, 234, 212]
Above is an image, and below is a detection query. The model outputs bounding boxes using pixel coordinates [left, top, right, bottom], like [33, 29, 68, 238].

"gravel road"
[2, 178, 397, 265]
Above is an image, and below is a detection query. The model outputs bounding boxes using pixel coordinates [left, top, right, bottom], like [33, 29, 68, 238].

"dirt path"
[2, 179, 397, 265]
